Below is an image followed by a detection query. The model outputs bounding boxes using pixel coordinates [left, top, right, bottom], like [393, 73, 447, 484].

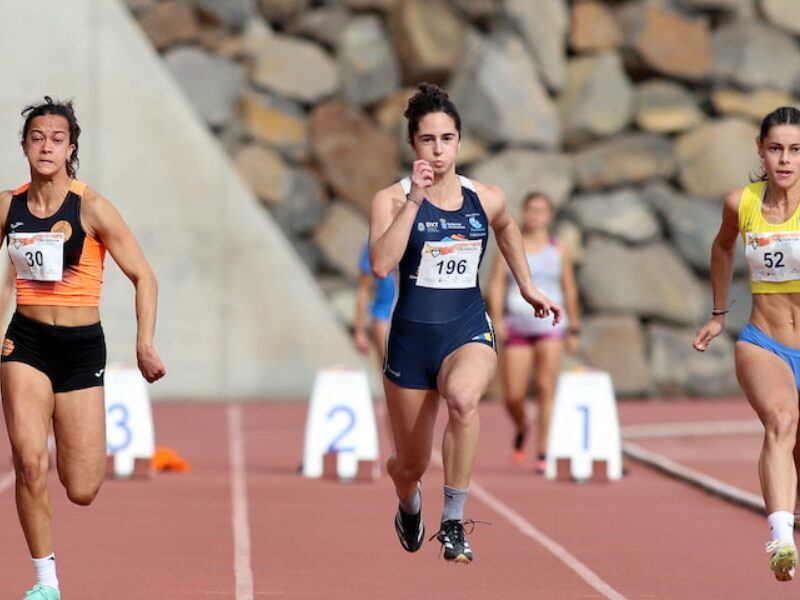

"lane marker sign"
[302, 368, 379, 480]
[104, 365, 155, 479]
[545, 368, 623, 481]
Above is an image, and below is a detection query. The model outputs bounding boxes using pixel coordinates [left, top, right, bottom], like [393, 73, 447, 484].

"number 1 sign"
[545, 368, 623, 481]
[302, 369, 379, 479]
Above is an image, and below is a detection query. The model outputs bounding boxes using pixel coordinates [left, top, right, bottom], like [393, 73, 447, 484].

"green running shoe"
[24, 584, 60, 599]
[766, 540, 798, 582]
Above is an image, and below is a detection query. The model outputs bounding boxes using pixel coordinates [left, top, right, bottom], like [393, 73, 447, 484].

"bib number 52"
[764, 251, 785, 268]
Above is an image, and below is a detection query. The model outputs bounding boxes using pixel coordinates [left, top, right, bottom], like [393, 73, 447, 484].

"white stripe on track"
[432, 451, 628, 600]
[622, 419, 762, 440]
[0, 469, 14, 495]
[623, 442, 765, 513]
[228, 404, 254, 600]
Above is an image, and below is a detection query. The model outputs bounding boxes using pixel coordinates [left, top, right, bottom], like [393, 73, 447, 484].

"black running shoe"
[394, 505, 425, 552]
[431, 519, 473, 563]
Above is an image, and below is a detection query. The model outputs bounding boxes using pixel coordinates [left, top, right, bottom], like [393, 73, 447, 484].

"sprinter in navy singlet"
[384, 175, 494, 389]
[369, 84, 561, 564]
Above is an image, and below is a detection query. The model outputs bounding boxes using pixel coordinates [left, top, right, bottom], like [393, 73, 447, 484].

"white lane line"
[622, 442, 765, 513]
[228, 404, 254, 600]
[432, 451, 628, 600]
[622, 419, 762, 440]
[0, 469, 14, 495]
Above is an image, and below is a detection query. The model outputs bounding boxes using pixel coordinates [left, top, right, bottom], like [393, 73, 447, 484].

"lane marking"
[622, 441, 764, 513]
[622, 419, 761, 440]
[228, 404, 254, 600]
[0, 469, 14, 496]
[432, 451, 628, 600]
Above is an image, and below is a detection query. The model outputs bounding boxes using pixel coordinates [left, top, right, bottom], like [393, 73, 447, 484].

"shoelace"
[429, 518, 492, 543]
[765, 540, 796, 554]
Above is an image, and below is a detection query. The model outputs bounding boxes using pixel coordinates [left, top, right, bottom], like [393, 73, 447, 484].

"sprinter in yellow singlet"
[694, 106, 800, 582]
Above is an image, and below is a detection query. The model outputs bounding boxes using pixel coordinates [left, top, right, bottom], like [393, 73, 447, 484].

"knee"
[444, 389, 481, 426]
[766, 409, 799, 442]
[65, 483, 101, 506]
[14, 453, 48, 491]
[390, 457, 428, 484]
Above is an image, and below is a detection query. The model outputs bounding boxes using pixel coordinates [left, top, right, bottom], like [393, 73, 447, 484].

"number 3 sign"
[302, 369, 379, 479]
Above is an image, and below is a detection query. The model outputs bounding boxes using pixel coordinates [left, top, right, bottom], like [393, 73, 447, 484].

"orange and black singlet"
[4, 180, 105, 307]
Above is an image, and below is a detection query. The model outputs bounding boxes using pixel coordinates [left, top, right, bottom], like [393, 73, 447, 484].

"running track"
[0, 398, 795, 599]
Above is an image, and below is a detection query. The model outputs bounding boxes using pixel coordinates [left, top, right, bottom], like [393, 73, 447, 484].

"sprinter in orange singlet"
[0, 97, 166, 600]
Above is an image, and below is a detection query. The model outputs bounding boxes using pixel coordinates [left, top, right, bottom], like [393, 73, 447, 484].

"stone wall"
[125, 0, 796, 397]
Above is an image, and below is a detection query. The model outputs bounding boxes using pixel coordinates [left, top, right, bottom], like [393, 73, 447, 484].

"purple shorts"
[505, 329, 565, 347]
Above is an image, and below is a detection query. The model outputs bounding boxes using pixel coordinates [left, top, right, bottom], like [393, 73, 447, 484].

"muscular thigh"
[439, 342, 498, 403]
[384, 378, 439, 462]
[502, 344, 534, 399]
[1, 362, 54, 459]
[532, 339, 563, 384]
[53, 386, 107, 485]
[735, 342, 798, 422]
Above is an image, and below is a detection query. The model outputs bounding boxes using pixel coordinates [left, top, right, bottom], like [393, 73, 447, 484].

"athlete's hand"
[408, 159, 434, 202]
[137, 345, 166, 383]
[523, 288, 563, 325]
[353, 328, 370, 354]
[693, 318, 725, 352]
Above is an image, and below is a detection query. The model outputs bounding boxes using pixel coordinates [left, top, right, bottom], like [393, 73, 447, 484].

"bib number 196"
[436, 259, 467, 275]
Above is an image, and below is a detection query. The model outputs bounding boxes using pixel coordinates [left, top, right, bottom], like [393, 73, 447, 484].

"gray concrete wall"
[0, 0, 372, 399]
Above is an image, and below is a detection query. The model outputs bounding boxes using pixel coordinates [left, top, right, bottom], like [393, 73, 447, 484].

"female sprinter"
[1, 97, 166, 599]
[694, 106, 800, 582]
[369, 84, 560, 563]
[488, 191, 580, 473]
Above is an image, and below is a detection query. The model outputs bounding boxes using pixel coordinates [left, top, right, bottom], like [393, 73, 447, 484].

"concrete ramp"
[0, 1, 371, 399]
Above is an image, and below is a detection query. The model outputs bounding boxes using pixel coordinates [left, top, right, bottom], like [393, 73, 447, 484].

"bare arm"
[82, 188, 166, 381]
[559, 242, 581, 353]
[369, 159, 433, 278]
[693, 188, 741, 352]
[0, 191, 15, 319]
[478, 182, 562, 324]
[353, 272, 373, 354]
[486, 247, 508, 328]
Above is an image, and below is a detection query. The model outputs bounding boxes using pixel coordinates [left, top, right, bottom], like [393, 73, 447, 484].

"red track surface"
[0, 397, 795, 599]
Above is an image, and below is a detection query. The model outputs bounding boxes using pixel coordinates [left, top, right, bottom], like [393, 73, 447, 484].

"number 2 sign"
[302, 369, 379, 479]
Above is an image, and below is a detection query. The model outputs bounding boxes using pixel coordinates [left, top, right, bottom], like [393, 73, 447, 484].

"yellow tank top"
[738, 181, 800, 294]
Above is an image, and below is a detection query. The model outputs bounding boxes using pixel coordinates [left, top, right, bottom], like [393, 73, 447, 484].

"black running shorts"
[1, 311, 107, 393]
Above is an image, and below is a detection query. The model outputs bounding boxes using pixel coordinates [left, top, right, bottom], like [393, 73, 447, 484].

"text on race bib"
[745, 231, 800, 283]
[8, 232, 64, 281]
[416, 239, 481, 289]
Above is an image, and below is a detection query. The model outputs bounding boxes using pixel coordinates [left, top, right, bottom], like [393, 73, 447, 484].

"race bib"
[8, 232, 65, 281]
[745, 231, 800, 282]
[416, 239, 481, 289]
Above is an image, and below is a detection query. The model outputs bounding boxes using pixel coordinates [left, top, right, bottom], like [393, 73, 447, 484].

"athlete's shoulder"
[0, 190, 15, 231]
[79, 184, 112, 211]
[372, 180, 407, 206]
[468, 178, 504, 201]
[724, 186, 748, 213]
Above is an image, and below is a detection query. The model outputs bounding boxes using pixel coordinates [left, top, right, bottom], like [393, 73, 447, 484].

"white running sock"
[32, 553, 59, 590]
[398, 485, 421, 515]
[768, 511, 795, 544]
[442, 485, 469, 522]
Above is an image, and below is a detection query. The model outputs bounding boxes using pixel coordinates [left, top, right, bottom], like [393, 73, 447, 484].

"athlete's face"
[22, 114, 74, 178]
[521, 196, 553, 233]
[411, 112, 460, 175]
[757, 124, 800, 190]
